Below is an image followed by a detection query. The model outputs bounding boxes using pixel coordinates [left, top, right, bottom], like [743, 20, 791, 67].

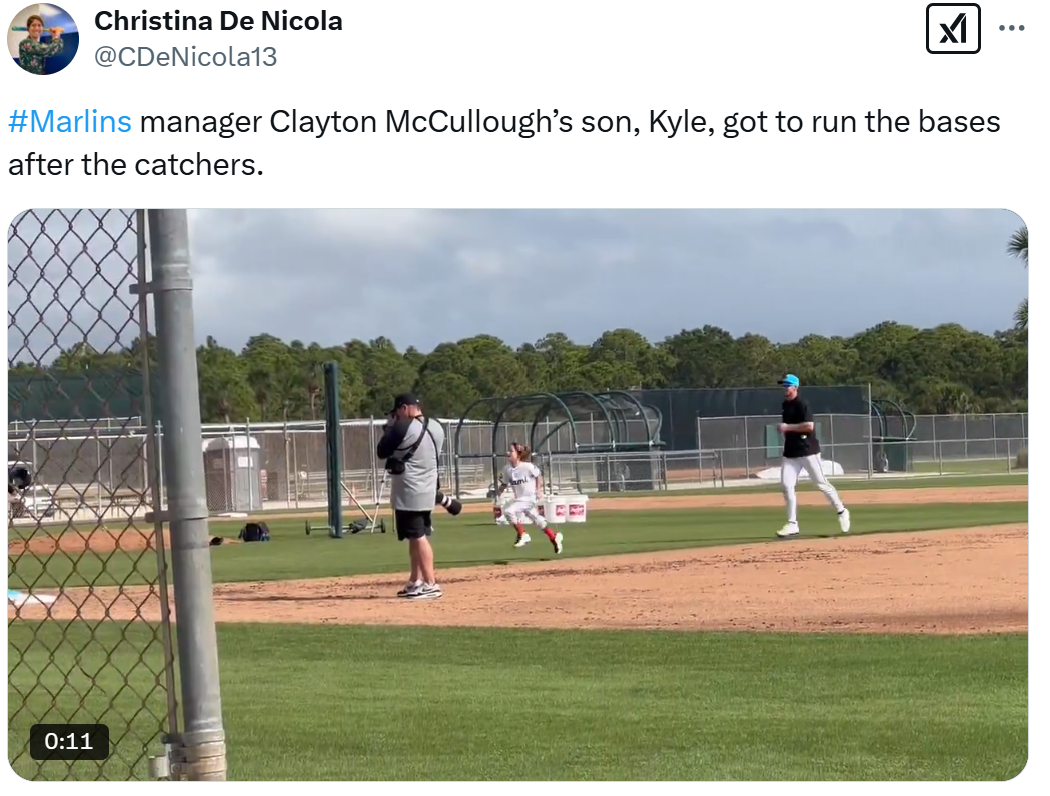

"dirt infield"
[8, 526, 169, 556]
[16, 524, 1027, 634]
[9, 484, 1028, 635]
[7, 484, 1027, 557]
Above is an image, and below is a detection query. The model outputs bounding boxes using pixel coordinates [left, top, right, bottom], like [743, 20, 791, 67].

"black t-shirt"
[781, 397, 820, 458]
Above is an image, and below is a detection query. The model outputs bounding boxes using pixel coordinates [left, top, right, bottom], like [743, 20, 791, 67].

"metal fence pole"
[283, 419, 291, 510]
[866, 384, 874, 479]
[932, 417, 941, 476]
[156, 421, 165, 509]
[246, 417, 254, 510]
[108, 437, 116, 506]
[231, 422, 239, 512]
[743, 414, 751, 477]
[695, 415, 702, 487]
[369, 416, 378, 505]
[146, 210, 226, 780]
[136, 209, 181, 768]
[963, 414, 969, 461]
[323, 361, 343, 537]
[292, 430, 301, 509]
[30, 424, 39, 487]
[95, 430, 104, 516]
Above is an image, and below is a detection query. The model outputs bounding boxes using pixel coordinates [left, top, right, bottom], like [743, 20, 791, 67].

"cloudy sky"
[7, 209, 1028, 360]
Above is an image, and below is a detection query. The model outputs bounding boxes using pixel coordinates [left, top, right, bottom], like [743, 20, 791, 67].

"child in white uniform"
[497, 443, 564, 554]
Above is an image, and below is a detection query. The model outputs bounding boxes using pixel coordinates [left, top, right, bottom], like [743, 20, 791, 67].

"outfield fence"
[8, 410, 1028, 522]
[8, 210, 225, 780]
[697, 412, 1028, 484]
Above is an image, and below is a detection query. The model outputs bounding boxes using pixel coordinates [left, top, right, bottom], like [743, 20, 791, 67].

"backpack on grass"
[238, 521, 271, 543]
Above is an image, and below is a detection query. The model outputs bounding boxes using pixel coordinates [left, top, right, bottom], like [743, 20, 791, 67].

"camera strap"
[397, 416, 432, 463]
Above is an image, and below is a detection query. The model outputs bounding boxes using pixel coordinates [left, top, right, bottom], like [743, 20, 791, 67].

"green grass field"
[8, 622, 1027, 780]
[5, 472, 1027, 546]
[8, 483, 1029, 781]
[653, 471, 1027, 496]
[9, 501, 1029, 591]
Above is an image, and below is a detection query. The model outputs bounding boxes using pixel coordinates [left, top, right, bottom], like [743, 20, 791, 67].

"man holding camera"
[376, 394, 446, 600]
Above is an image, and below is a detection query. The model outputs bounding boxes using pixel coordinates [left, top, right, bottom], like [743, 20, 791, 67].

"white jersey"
[502, 462, 542, 501]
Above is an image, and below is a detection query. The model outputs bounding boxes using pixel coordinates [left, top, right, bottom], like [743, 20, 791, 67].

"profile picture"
[8, 4, 78, 75]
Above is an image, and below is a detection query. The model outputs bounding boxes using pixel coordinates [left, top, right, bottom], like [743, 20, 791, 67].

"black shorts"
[395, 510, 433, 542]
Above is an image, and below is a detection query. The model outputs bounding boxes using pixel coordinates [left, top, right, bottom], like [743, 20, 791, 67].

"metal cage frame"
[451, 390, 665, 495]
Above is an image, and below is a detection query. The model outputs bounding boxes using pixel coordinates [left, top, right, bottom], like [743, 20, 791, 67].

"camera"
[435, 491, 462, 516]
[384, 458, 406, 476]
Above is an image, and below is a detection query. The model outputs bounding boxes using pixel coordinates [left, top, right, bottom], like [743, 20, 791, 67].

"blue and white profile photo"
[9, 3, 78, 75]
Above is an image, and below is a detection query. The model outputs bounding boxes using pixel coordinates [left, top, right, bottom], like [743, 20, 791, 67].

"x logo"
[939, 12, 966, 43]
[927, 4, 981, 55]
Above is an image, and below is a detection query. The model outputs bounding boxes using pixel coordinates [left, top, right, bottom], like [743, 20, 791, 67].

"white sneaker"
[407, 583, 442, 600]
[838, 508, 851, 533]
[397, 580, 423, 597]
[777, 523, 800, 538]
[513, 533, 531, 548]
[552, 532, 564, 554]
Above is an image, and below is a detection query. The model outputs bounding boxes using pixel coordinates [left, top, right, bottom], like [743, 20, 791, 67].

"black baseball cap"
[389, 393, 420, 413]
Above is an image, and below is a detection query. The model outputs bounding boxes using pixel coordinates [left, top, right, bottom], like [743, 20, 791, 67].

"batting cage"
[451, 390, 666, 497]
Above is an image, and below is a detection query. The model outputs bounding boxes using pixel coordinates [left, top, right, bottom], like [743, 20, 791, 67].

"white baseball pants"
[505, 498, 547, 528]
[781, 454, 844, 523]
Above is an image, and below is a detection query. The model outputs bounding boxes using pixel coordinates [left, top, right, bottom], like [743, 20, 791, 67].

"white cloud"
[8, 209, 1028, 360]
[299, 209, 458, 249]
[455, 247, 511, 278]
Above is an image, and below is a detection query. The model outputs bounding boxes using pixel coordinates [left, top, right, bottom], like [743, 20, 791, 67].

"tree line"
[9, 225, 1029, 424]
[8, 320, 1027, 423]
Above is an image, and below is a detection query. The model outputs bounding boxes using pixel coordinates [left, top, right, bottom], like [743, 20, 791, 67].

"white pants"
[505, 498, 547, 528]
[781, 454, 844, 523]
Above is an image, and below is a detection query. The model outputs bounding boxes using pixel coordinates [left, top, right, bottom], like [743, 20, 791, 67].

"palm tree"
[1009, 225, 1028, 330]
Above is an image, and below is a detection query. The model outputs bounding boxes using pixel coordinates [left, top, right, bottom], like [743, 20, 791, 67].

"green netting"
[9, 370, 149, 423]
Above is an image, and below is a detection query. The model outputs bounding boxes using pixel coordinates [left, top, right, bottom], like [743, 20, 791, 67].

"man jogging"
[774, 374, 851, 538]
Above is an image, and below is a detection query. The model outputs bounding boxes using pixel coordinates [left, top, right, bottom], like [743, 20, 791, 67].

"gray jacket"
[376, 415, 445, 512]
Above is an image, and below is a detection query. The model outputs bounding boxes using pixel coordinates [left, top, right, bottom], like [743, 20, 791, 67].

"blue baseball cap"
[778, 374, 800, 388]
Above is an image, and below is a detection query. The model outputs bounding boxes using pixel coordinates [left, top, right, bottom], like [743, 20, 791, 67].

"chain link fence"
[7, 210, 178, 780]
[697, 412, 1029, 483]
[11, 406, 1028, 537]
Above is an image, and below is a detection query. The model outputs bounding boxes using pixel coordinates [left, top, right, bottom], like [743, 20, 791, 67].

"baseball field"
[8, 474, 1029, 780]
